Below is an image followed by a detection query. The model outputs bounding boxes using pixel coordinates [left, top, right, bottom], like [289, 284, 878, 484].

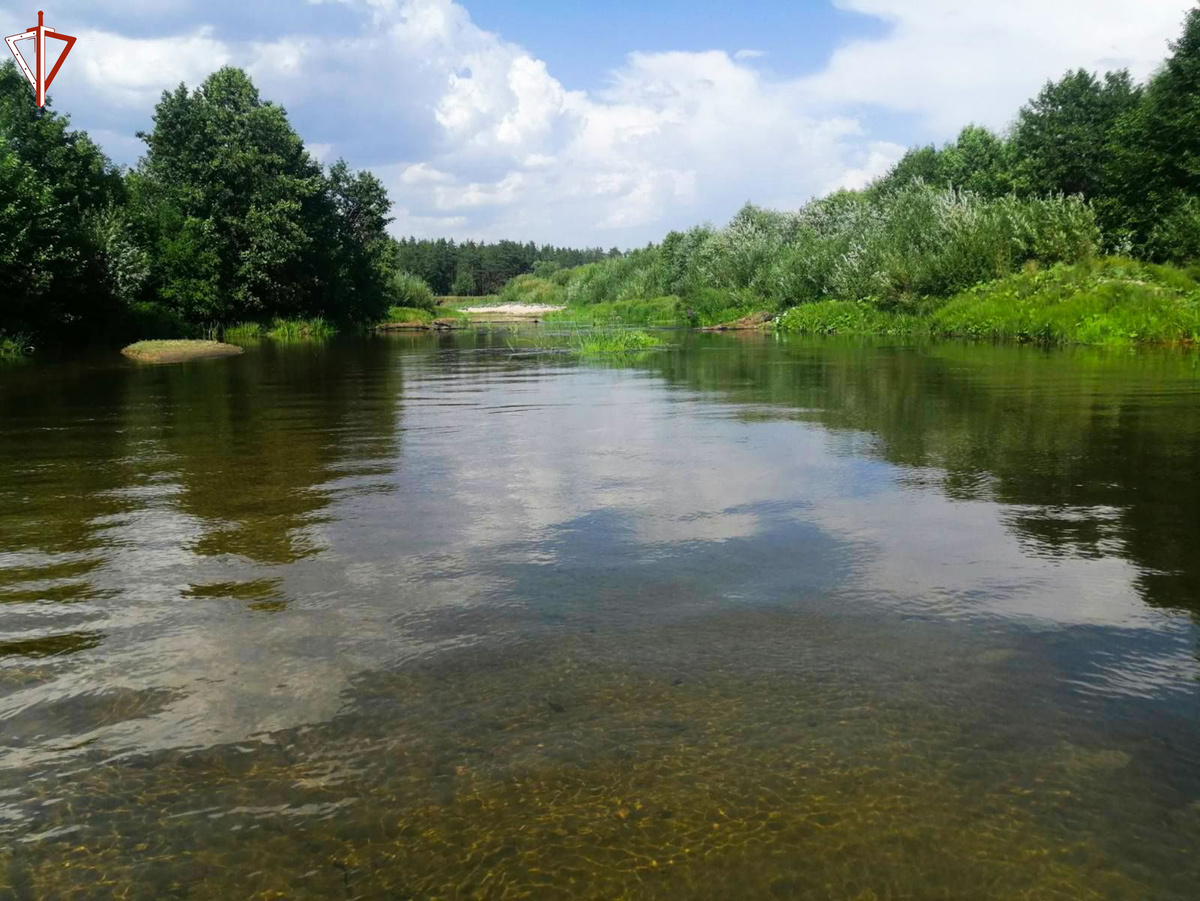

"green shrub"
[499, 275, 564, 306]
[391, 271, 436, 312]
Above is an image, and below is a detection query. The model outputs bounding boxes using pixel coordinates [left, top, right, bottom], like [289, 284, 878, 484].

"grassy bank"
[778, 259, 1200, 346]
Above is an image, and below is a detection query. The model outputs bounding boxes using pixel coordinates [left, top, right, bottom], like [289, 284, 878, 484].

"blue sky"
[2, 0, 1193, 247]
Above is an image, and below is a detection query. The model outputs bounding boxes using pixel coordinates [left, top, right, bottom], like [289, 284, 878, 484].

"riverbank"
[778, 259, 1200, 346]
[527, 258, 1200, 347]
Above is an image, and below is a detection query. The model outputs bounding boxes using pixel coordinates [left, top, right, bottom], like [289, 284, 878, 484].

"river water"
[2, 330, 1199, 899]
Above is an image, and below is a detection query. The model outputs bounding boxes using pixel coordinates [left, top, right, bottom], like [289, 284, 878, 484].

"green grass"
[223, 322, 263, 341]
[392, 271, 436, 312]
[777, 302, 928, 337]
[929, 258, 1200, 345]
[545, 297, 684, 326]
[571, 329, 664, 355]
[383, 306, 435, 324]
[265, 317, 337, 340]
[540, 292, 765, 329]
[778, 259, 1200, 346]
[0, 332, 33, 361]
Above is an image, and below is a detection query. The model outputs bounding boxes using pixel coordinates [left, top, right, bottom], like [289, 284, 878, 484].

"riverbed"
[1, 330, 1199, 898]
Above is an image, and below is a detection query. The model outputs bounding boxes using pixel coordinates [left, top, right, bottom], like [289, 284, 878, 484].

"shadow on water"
[2, 331, 1200, 898]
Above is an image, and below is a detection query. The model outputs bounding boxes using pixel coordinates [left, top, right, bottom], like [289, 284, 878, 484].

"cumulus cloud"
[809, 0, 1191, 133]
[12, 0, 1193, 246]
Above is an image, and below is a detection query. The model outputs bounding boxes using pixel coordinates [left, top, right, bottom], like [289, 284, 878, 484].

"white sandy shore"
[461, 303, 564, 315]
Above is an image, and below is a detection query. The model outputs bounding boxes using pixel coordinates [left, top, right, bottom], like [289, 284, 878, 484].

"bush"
[499, 275, 565, 306]
[390, 271, 436, 312]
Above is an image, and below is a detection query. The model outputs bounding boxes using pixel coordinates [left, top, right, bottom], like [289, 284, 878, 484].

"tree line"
[0, 64, 612, 350]
[393, 238, 618, 297]
[873, 6, 1200, 263]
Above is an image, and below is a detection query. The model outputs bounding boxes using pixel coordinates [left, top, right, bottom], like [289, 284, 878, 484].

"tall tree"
[137, 67, 329, 323]
[1010, 68, 1141, 199]
[1104, 7, 1200, 259]
[0, 61, 124, 338]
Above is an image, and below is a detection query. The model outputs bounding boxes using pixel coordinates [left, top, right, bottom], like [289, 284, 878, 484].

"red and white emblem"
[6, 11, 77, 108]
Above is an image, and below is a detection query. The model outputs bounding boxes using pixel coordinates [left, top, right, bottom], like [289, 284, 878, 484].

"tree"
[1102, 8, 1200, 258]
[325, 160, 397, 322]
[0, 61, 124, 338]
[137, 67, 330, 322]
[1010, 68, 1141, 199]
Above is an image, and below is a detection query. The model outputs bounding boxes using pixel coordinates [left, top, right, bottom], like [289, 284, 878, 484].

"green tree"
[1010, 68, 1140, 199]
[137, 67, 329, 323]
[0, 60, 124, 339]
[325, 159, 397, 322]
[1103, 8, 1200, 258]
[938, 125, 1013, 196]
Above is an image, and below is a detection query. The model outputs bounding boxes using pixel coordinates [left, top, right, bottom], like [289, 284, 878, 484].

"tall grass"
[223, 322, 263, 341]
[571, 329, 664, 355]
[0, 332, 33, 360]
[266, 317, 337, 340]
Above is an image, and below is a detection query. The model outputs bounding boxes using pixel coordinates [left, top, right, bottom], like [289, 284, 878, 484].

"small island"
[121, 340, 244, 364]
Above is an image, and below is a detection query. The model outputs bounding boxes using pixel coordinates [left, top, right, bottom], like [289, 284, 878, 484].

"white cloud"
[77, 27, 231, 108]
[37, 0, 1197, 245]
[831, 140, 907, 192]
[809, 0, 1191, 133]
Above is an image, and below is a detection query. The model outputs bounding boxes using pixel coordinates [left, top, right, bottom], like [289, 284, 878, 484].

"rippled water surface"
[2, 331, 1200, 899]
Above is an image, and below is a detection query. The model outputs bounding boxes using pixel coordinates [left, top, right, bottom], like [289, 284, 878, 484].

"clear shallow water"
[1, 331, 1200, 899]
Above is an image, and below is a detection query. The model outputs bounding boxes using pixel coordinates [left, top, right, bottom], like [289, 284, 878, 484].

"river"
[2, 330, 1199, 898]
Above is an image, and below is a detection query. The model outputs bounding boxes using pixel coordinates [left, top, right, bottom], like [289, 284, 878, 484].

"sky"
[1, 0, 1194, 247]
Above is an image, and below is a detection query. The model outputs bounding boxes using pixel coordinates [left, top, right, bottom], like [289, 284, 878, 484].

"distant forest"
[392, 239, 619, 297]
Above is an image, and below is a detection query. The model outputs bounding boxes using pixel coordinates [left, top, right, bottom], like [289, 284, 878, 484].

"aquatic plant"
[571, 329, 664, 355]
[223, 322, 263, 341]
[0, 331, 33, 360]
[266, 317, 337, 341]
